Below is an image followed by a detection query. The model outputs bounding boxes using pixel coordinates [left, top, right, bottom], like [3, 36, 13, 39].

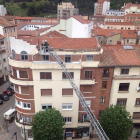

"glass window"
[121, 69, 129, 74]
[40, 72, 52, 79]
[62, 72, 74, 79]
[42, 104, 52, 110]
[62, 103, 73, 110]
[119, 83, 130, 91]
[65, 55, 71, 62]
[12, 50, 16, 59]
[21, 51, 28, 60]
[63, 117, 72, 122]
[85, 71, 93, 79]
[42, 55, 49, 61]
[86, 55, 93, 61]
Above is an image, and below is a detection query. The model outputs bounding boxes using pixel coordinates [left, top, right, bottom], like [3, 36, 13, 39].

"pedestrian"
[136, 131, 139, 139]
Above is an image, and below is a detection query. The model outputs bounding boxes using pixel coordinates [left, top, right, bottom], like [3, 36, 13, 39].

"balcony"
[80, 79, 95, 85]
[78, 120, 91, 127]
[102, 72, 110, 79]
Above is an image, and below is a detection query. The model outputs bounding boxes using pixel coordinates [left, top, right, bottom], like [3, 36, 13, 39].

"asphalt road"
[0, 94, 24, 140]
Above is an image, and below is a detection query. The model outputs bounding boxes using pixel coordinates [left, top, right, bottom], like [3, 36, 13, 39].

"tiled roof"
[105, 22, 133, 25]
[0, 34, 5, 39]
[122, 30, 137, 38]
[99, 45, 140, 67]
[70, 15, 92, 24]
[0, 19, 16, 27]
[94, 29, 121, 37]
[18, 33, 98, 50]
[17, 30, 37, 37]
[105, 16, 124, 19]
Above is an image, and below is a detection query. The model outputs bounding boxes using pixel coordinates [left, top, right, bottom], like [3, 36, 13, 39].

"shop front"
[65, 127, 89, 139]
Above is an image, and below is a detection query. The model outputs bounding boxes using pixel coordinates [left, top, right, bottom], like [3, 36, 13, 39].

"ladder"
[42, 42, 110, 140]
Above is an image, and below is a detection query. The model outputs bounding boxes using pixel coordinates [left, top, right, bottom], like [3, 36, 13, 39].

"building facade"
[9, 33, 114, 140]
[106, 10, 125, 16]
[57, 2, 79, 21]
[0, 5, 7, 16]
[94, 0, 110, 15]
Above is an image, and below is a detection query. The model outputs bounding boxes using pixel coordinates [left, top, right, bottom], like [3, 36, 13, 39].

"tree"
[21, 2, 27, 9]
[31, 108, 65, 140]
[100, 105, 133, 140]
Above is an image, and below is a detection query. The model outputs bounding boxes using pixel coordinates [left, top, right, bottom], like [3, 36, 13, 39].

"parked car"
[7, 87, 15, 94]
[0, 99, 3, 105]
[0, 94, 9, 101]
[3, 90, 12, 96]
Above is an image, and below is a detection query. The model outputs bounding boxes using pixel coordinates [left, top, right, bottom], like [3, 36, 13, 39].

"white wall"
[102, 1, 110, 15]
[10, 37, 36, 54]
[0, 5, 7, 16]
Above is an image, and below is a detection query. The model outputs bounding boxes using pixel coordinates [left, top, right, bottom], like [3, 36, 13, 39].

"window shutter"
[41, 89, 52, 96]
[62, 89, 73, 95]
[40, 72, 46, 79]
[19, 71, 28, 78]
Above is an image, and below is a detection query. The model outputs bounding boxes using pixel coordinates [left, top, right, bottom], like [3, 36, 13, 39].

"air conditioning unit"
[136, 87, 140, 91]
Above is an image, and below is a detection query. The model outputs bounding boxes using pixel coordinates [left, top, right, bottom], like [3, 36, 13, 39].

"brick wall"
[79, 67, 114, 120]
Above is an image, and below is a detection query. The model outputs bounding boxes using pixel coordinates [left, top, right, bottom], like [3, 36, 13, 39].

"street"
[0, 94, 24, 140]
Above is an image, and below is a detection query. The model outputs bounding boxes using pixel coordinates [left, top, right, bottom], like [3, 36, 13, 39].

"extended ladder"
[42, 42, 110, 140]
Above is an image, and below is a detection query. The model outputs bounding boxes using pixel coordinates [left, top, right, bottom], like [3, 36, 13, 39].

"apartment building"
[104, 22, 134, 30]
[125, 13, 140, 22]
[106, 9, 125, 16]
[93, 29, 121, 45]
[41, 15, 93, 38]
[0, 34, 9, 91]
[94, 0, 110, 15]
[0, 5, 7, 16]
[57, 2, 79, 21]
[9, 30, 114, 139]
[89, 15, 105, 24]
[121, 3, 140, 15]
[100, 45, 140, 135]
[104, 16, 124, 22]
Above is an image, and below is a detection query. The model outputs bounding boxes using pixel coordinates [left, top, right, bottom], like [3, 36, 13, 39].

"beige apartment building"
[57, 2, 79, 21]
[101, 45, 140, 135]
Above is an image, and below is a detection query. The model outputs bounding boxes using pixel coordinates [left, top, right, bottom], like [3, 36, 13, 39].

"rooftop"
[0, 18, 16, 27]
[99, 45, 140, 67]
[122, 30, 137, 38]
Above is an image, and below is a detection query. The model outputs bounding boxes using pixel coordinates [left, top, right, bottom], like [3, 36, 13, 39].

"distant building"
[57, 2, 79, 21]
[104, 16, 124, 22]
[106, 10, 125, 16]
[121, 3, 140, 15]
[0, 5, 7, 16]
[94, 0, 110, 15]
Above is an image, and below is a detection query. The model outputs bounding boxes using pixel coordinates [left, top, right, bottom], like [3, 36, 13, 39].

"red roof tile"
[99, 45, 140, 66]
[122, 30, 137, 38]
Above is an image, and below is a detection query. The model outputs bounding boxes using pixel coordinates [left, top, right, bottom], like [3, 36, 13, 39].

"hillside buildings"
[57, 2, 79, 21]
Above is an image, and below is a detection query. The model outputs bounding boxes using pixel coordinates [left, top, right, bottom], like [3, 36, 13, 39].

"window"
[41, 89, 52, 96]
[127, 17, 129, 19]
[85, 100, 91, 107]
[107, 27, 110, 29]
[65, 55, 71, 62]
[117, 98, 127, 106]
[42, 104, 52, 110]
[137, 27, 139, 30]
[133, 112, 140, 119]
[62, 103, 73, 110]
[42, 55, 49, 61]
[40, 72, 52, 79]
[24, 116, 32, 122]
[98, 37, 101, 40]
[10, 28, 12, 32]
[14, 27, 15, 32]
[62, 89, 73, 95]
[121, 27, 123, 29]
[23, 102, 31, 108]
[12, 50, 16, 59]
[135, 98, 140, 105]
[63, 117, 72, 123]
[109, 40, 112, 44]
[86, 55, 93, 61]
[5, 29, 6, 33]
[21, 51, 28, 60]
[121, 69, 129, 74]
[119, 83, 130, 91]
[82, 114, 89, 121]
[130, 17, 132, 19]
[100, 96, 106, 104]
[17, 100, 21, 106]
[19, 71, 28, 78]
[5, 67, 7, 71]
[62, 72, 74, 79]
[102, 81, 107, 89]
[128, 27, 130, 30]
[85, 71, 93, 79]
[127, 39, 129, 43]
[1, 41, 4, 45]
[99, 110, 104, 117]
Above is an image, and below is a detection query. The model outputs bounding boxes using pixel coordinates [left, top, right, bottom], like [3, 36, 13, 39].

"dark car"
[0, 99, 3, 105]
[0, 94, 9, 101]
[3, 90, 12, 96]
[7, 87, 15, 94]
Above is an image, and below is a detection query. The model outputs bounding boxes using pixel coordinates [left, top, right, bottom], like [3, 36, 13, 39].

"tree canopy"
[100, 105, 133, 140]
[31, 108, 65, 140]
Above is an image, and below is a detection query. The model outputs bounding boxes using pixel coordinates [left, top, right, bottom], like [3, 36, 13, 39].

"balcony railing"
[16, 117, 31, 126]
[102, 72, 110, 78]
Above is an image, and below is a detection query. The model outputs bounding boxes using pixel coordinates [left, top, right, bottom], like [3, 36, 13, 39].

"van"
[3, 108, 16, 121]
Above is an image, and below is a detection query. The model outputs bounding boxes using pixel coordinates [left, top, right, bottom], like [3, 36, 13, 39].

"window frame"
[102, 81, 107, 89]
[40, 72, 52, 80]
[135, 98, 140, 106]
[100, 96, 106, 104]
[65, 55, 71, 63]
[22, 102, 31, 109]
[86, 55, 94, 61]
[63, 117, 72, 123]
[118, 83, 130, 92]
[20, 51, 28, 61]
[121, 68, 129, 75]
[62, 103, 73, 110]
[62, 72, 74, 79]
[42, 104, 52, 110]
[84, 71, 93, 79]
[117, 98, 127, 106]
[42, 55, 49, 61]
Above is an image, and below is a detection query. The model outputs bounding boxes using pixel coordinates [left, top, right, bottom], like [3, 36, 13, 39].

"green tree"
[21, 2, 27, 9]
[31, 108, 65, 140]
[100, 105, 133, 140]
